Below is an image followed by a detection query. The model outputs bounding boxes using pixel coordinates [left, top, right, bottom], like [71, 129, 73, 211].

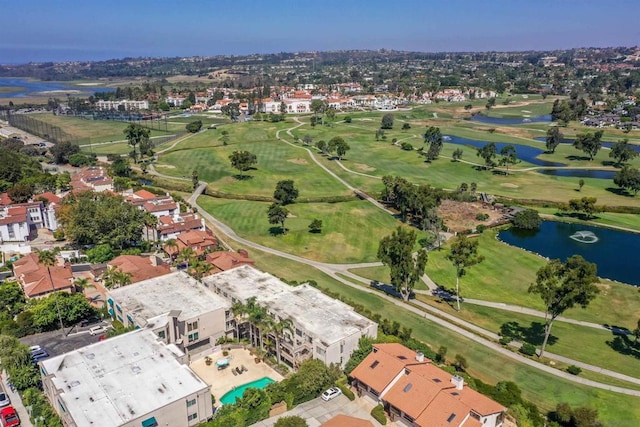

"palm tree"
[271, 318, 292, 365]
[103, 268, 132, 289]
[230, 300, 248, 341]
[74, 277, 95, 292]
[190, 259, 212, 281]
[177, 247, 196, 271]
[143, 213, 158, 242]
[163, 238, 178, 259]
[36, 248, 65, 331]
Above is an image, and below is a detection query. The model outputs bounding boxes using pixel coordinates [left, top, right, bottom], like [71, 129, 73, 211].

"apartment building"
[40, 329, 213, 427]
[201, 265, 377, 369]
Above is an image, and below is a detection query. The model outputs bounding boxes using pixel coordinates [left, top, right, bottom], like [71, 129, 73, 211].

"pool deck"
[190, 348, 284, 405]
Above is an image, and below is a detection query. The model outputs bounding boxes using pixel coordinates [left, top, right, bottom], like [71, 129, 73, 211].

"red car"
[0, 406, 20, 427]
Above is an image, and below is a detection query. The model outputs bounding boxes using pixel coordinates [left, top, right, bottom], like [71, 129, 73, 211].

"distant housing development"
[40, 329, 213, 427]
[202, 265, 377, 369]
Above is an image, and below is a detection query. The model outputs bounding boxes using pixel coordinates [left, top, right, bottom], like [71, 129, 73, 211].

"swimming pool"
[219, 377, 276, 404]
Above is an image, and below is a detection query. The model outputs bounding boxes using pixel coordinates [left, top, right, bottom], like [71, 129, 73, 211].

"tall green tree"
[229, 150, 258, 179]
[191, 169, 199, 190]
[573, 130, 603, 161]
[423, 126, 443, 161]
[609, 138, 639, 166]
[186, 120, 203, 133]
[529, 255, 599, 358]
[545, 127, 563, 153]
[381, 113, 394, 129]
[327, 136, 350, 160]
[613, 165, 640, 195]
[267, 203, 289, 234]
[499, 145, 518, 175]
[447, 235, 484, 311]
[123, 123, 150, 163]
[273, 180, 299, 205]
[377, 226, 428, 301]
[477, 142, 497, 170]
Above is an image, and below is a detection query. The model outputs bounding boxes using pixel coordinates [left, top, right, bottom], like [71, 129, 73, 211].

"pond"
[444, 135, 565, 167]
[469, 114, 551, 125]
[533, 137, 640, 153]
[498, 221, 640, 285]
[0, 77, 115, 98]
[535, 169, 617, 179]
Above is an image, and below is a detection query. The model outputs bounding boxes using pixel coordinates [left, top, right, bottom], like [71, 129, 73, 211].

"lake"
[0, 77, 115, 98]
[536, 169, 617, 179]
[498, 221, 640, 286]
[444, 135, 565, 167]
[469, 114, 551, 125]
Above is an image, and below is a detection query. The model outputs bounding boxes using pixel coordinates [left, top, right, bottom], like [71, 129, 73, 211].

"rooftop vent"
[416, 351, 424, 362]
[370, 360, 379, 369]
[403, 383, 413, 393]
[433, 378, 442, 383]
[447, 413, 456, 423]
[451, 375, 464, 390]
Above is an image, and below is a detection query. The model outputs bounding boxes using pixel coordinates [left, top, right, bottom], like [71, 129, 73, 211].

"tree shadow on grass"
[605, 187, 635, 197]
[500, 321, 557, 346]
[606, 335, 640, 360]
[233, 174, 254, 180]
[565, 155, 592, 161]
[268, 226, 286, 236]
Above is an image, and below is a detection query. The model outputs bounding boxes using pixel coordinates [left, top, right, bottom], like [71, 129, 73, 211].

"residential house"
[322, 415, 373, 427]
[106, 254, 171, 284]
[350, 343, 506, 427]
[153, 212, 206, 242]
[202, 265, 377, 370]
[125, 190, 179, 219]
[12, 253, 74, 299]
[163, 230, 218, 259]
[166, 94, 187, 107]
[107, 271, 230, 356]
[70, 167, 113, 192]
[40, 329, 213, 427]
[0, 205, 31, 242]
[204, 249, 254, 272]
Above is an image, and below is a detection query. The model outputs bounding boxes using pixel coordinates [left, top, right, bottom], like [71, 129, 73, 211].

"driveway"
[19, 320, 111, 358]
[252, 395, 391, 427]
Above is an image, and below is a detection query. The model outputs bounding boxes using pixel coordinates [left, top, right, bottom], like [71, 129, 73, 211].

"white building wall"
[121, 390, 212, 427]
[0, 221, 30, 242]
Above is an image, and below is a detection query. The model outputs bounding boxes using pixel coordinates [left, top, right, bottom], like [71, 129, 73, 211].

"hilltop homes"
[202, 265, 377, 369]
[350, 343, 506, 427]
[41, 329, 213, 427]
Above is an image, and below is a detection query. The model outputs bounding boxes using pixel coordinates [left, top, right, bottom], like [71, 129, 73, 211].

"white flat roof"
[41, 329, 208, 427]
[108, 271, 230, 326]
[202, 265, 376, 346]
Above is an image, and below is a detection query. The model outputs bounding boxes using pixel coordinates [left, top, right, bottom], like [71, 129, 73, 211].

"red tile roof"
[0, 205, 28, 225]
[36, 192, 62, 204]
[164, 230, 217, 257]
[322, 415, 373, 427]
[107, 255, 171, 284]
[133, 189, 157, 200]
[0, 193, 12, 206]
[205, 250, 254, 272]
[156, 213, 204, 236]
[13, 253, 74, 298]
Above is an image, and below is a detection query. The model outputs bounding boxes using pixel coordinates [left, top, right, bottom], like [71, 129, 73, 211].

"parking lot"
[19, 320, 111, 358]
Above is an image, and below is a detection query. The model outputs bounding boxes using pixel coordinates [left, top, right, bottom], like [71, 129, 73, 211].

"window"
[188, 332, 199, 343]
[316, 346, 325, 355]
[188, 413, 198, 421]
[186, 398, 196, 407]
[157, 330, 165, 339]
[187, 321, 198, 332]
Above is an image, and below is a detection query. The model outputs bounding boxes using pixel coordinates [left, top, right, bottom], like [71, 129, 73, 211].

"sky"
[1, 0, 639, 64]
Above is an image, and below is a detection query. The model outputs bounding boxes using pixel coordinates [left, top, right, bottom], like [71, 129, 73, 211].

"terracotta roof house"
[70, 167, 113, 192]
[12, 253, 74, 299]
[0, 205, 31, 242]
[107, 255, 171, 284]
[205, 249, 254, 272]
[152, 212, 205, 242]
[163, 230, 218, 258]
[125, 190, 179, 218]
[350, 343, 506, 427]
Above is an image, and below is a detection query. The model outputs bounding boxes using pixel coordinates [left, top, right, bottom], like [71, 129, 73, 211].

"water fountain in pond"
[569, 231, 599, 244]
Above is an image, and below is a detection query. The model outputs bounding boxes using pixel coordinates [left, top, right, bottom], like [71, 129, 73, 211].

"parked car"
[0, 392, 10, 408]
[28, 345, 41, 353]
[89, 325, 108, 336]
[321, 387, 342, 401]
[31, 349, 50, 363]
[0, 406, 20, 427]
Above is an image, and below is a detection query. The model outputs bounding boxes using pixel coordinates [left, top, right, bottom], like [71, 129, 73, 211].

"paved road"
[1, 372, 33, 427]
[183, 120, 640, 395]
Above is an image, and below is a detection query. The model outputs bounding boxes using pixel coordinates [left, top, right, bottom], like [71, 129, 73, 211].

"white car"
[0, 391, 10, 408]
[89, 325, 108, 336]
[321, 387, 342, 401]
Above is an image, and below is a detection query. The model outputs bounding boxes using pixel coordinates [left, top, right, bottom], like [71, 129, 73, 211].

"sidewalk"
[1, 371, 34, 427]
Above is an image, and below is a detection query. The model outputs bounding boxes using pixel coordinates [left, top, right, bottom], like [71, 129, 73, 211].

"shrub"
[475, 213, 489, 221]
[275, 416, 308, 427]
[371, 404, 387, 425]
[567, 365, 582, 375]
[476, 225, 486, 233]
[344, 116, 352, 123]
[499, 336, 511, 345]
[400, 142, 413, 151]
[336, 382, 355, 401]
[519, 343, 537, 356]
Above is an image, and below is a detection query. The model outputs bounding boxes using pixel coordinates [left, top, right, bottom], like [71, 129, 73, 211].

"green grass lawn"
[415, 296, 640, 380]
[226, 245, 640, 423]
[197, 196, 405, 263]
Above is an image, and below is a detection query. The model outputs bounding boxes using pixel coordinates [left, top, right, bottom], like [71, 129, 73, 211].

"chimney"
[149, 254, 162, 267]
[451, 375, 464, 390]
[238, 249, 249, 258]
[416, 352, 424, 362]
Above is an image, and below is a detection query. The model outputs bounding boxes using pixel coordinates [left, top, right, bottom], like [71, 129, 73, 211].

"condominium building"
[107, 271, 230, 356]
[40, 329, 213, 427]
[202, 265, 377, 369]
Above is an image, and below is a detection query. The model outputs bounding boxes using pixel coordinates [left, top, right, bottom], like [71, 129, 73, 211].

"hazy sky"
[2, 0, 639, 63]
